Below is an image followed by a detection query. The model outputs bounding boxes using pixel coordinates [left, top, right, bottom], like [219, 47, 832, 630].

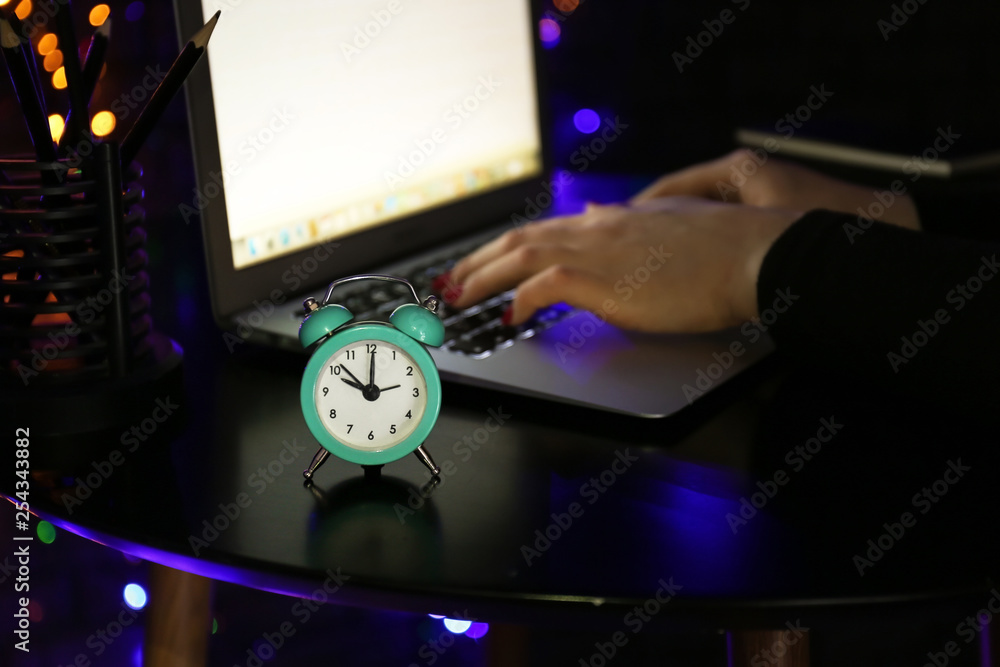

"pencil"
[52, 0, 91, 149]
[59, 19, 111, 152]
[4, 9, 46, 122]
[1, 17, 56, 162]
[119, 10, 220, 167]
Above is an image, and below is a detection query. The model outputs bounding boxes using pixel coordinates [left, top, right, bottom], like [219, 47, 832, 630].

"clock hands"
[336, 351, 402, 401]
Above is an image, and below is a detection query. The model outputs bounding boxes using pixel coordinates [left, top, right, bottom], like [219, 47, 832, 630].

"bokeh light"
[89, 3, 110, 26]
[37, 33, 57, 55]
[465, 622, 489, 639]
[427, 614, 445, 619]
[123, 583, 147, 610]
[212, 618, 219, 634]
[538, 18, 560, 47]
[443, 618, 472, 634]
[37, 520, 56, 544]
[554, 0, 579, 12]
[42, 49, 63, 72]
[573, 108, 601, 134]
[14, 0, 31, 20]
[125, 1, 145, 21]
[52, 66, 67, 89]
[91, 110, 116, 137]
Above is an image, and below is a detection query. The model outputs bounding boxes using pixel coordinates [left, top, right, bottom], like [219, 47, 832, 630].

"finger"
[629, 151, 742, 204]
[450, 216, 584, 285]
[450, 243, 581, 309]
[504, 265, 617, 327]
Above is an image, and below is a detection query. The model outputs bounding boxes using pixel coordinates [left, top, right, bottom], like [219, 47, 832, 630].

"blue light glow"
[125, 1, 145, 21]
[465, 622, 489, 639]
[539, 18, 560, 47]
[573, 109, 601, 134]
[443, 618, 472, 634]
[123, 583, 147, 610]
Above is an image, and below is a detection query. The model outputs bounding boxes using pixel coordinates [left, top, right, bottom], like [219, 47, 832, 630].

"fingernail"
[431, 271, 452, 292]
[501, 306, 513, 325]
[443, 285, 463, 304]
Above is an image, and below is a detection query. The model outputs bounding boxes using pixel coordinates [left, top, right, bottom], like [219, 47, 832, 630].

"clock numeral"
[405, 410, 412, 419]
[392, 350, 396, 360]
[412, 387, 419, 397]
[366, 343, 377, 354]
[347, 424, 353, 433]
[322, 387, 329, 396]
[368, 431, 374, 441]
[346, 350, 355, 360]
[406, 366, 413, 376]
[329, 409, 337, 419]
[331, 366, 341, 376]
[390, 424, 397, 434]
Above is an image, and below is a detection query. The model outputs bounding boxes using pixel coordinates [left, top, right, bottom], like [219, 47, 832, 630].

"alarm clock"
[298, 274, 445, 480]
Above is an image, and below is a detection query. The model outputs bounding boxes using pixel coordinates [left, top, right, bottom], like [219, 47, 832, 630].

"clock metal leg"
[303, 447, 330, 480]
[414, 444, 441, 476]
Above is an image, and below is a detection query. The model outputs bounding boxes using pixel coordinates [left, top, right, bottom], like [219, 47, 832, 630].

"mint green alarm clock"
[299, 275, 445, 480]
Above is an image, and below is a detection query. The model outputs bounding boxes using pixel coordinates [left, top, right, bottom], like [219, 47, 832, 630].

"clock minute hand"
[369, 351, 375, 388]
[341, 377, 364, 391]
[379, 384, 401, 391]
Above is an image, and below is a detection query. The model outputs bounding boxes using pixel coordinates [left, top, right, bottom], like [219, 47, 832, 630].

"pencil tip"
[190, 10, 220, 49]
[0, 17, 20, 50]
[97, 19, 111, 38]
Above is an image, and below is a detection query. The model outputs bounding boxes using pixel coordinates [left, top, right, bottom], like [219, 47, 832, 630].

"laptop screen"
[198, 0, 543, 270]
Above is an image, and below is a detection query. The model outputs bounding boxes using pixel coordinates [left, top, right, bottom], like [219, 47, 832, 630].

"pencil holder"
[0, 142, 183, 440]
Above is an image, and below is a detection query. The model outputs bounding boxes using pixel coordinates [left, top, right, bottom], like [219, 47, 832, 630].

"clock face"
[312, 339, 428, 451]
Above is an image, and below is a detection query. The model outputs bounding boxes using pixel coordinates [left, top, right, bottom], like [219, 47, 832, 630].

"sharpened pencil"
[1, 17, 56, 162]
[119, 10, 219, 167]
[59, 19, 111, 152]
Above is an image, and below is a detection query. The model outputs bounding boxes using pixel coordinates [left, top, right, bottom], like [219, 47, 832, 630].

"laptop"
[174, 0, 772, 418]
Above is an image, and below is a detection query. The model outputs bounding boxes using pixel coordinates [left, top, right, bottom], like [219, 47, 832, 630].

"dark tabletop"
[6, 175, 999, 634]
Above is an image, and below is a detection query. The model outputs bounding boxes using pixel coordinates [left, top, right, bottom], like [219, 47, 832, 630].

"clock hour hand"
[339, 364, 365, 390]
[341, 377, 365, 391]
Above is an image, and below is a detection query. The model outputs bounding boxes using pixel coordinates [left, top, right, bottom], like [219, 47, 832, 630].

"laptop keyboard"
[313, 248, 574, 359]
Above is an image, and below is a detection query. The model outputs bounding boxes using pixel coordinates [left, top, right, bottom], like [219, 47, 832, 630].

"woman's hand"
[445, 197, 803, 333]
[631, 149, 921, 231]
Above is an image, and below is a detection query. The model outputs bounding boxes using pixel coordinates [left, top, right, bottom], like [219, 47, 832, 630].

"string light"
[89, 3, 110, 26]
[91, 110, 116, 137]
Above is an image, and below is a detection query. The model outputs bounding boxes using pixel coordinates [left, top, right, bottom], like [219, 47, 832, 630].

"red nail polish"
[501, 306, 513, 325]
[431, 271, 452, 292]
[443, 285, 463, 304]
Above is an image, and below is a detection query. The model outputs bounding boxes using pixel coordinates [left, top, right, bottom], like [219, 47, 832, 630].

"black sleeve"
[756, 209, 1000, 420]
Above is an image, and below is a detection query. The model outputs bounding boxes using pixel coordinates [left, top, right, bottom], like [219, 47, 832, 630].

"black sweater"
[756, 203, 1000, 421]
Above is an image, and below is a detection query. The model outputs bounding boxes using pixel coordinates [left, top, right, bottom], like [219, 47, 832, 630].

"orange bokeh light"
[48, 114, 64, 143]
[14, 0, 31, 20]
[37, 33, 57, 55]
[88, 3, 110, 26]
[42, 49, 62, 72]
[553, 0, 578, 12]
[90, 110, 116, 137]
[52, 66, 67, 89]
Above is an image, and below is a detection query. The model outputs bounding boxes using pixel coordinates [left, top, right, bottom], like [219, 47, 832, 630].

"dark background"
[4, 1, 1000, 665]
